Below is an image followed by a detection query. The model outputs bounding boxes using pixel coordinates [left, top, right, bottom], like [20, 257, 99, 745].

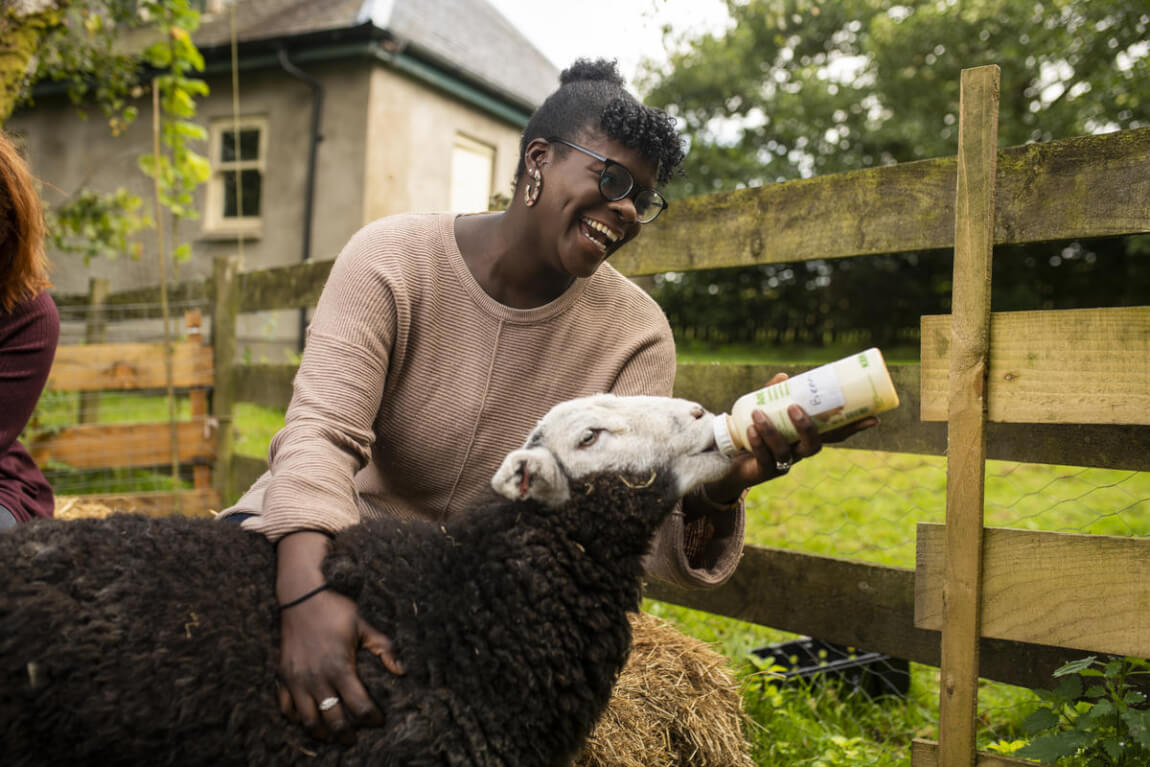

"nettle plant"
[1012, 656, 1150, 766]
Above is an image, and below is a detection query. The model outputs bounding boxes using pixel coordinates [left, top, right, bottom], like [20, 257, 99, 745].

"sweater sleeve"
[250, 225, 401, 541]
[0, 292, 59, 456]
[606, 297, 745, 590]
[0, 291, 60, 521]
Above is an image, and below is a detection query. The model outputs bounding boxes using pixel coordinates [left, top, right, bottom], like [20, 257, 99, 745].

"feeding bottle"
[712, 348, 900, 456]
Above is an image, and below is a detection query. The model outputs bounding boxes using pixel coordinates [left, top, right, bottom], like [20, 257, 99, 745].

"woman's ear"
[523, 137, 551, 173]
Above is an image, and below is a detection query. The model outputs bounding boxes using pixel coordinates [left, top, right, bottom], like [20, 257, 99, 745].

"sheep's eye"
[578, 428, 602, 448]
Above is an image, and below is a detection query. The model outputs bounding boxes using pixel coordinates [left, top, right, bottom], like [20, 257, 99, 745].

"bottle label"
[790, 366, 845, 418]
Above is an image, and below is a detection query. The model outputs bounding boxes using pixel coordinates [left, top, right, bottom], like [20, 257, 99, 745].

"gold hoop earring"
[524, 168, 542, 207]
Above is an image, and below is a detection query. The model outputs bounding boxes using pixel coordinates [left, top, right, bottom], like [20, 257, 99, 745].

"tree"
[2, 0, 208, 263]
[638, 0, 1150, 349]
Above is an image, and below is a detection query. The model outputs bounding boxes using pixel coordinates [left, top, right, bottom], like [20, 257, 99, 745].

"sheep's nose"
[690, 405, 704, 419]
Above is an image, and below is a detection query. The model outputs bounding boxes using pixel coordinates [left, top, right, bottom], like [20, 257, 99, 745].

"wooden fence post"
[937, 64, 1000, 767]
[77, 277, 109, 424]
[185, 310, 213, 497]
[212, 255, 240, 505]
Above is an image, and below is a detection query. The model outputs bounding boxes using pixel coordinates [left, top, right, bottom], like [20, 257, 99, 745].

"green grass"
[674, 340, 923, 365]
[30, 349, 1149, 766]
[231, 402, 287, 459]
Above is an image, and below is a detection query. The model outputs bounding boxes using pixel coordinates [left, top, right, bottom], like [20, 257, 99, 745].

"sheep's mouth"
[691, 433, 721, 455]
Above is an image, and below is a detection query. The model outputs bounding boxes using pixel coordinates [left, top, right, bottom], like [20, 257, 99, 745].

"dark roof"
[194, 0, 558, 109]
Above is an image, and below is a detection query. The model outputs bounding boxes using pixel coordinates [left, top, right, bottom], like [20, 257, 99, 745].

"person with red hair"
[0, 131, 58, 529]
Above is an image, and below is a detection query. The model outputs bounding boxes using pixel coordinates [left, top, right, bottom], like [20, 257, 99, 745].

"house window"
[206, 116, 266, 235]
[189, 0, 225, 14]
[450, 135, 495, 213]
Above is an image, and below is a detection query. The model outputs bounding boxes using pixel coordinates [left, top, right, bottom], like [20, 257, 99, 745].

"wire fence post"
[77, 277, 109, 424]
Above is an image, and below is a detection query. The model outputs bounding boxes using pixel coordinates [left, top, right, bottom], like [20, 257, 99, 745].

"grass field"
[29, 342, 1149, 765]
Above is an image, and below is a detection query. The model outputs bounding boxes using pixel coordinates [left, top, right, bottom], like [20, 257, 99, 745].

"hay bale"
[53, 496, 121, 520]
[574, 611, 756, 767]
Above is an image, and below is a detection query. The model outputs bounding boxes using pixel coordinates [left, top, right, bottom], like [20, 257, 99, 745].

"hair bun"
[559, 58, 625, 87]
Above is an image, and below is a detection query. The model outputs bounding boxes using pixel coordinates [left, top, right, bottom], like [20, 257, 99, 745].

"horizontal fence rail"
[643, 545, 1103, 693]
[911, 739, 1039, 767]
[47, 341, 214, 392]
[28, 420, 215, 470]
[921, 307, 1150, 425]
[614, 126, 1150, 275]
[916, 524, 1150, 659]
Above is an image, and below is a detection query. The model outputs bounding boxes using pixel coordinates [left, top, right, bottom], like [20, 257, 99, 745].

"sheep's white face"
[491, 394, 733, 507]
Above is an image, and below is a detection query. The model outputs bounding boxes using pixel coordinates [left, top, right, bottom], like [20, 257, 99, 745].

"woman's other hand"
[275, 531, 404, 743]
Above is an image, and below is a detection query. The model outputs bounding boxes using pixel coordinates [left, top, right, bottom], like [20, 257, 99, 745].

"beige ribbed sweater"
[223, 213, 743, 588]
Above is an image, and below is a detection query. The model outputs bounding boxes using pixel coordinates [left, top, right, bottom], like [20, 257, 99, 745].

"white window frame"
[205, 116, 267, 237]
[450, 133, 496, 213]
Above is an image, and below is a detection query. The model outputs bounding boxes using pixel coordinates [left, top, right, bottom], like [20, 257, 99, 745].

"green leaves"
[47, 188, 150, 264]
[15, 1, 209, 269]
[642, 0, 1150, 194]
[1020, 729, 1094, 763]
[637, 0, 1150, 349]
[1016, 655, 1150, 766]
[1024, 707, 1060, 733]
[1058, 657, 1101, 677]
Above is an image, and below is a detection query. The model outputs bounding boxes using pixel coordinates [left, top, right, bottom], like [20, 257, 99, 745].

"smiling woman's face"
[530, 132, 660, 280]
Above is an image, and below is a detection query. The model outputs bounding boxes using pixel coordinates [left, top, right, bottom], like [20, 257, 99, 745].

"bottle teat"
[712, 414, 739, 457]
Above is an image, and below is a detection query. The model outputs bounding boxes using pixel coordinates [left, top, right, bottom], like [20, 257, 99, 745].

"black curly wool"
[516, 58, 685, 185]
[0, 469, 682, 767]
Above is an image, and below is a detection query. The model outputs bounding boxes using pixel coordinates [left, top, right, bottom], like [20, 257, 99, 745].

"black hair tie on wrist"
[277, 583, 330, 611]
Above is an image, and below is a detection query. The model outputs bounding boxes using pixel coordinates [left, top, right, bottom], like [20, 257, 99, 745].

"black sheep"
[0, 394, 733, 767]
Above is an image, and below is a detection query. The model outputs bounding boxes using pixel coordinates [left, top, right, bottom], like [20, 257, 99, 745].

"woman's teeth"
[581, 217, 619, 253]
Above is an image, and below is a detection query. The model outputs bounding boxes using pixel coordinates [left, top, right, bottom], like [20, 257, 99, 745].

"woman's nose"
[608, 194, 639, 225]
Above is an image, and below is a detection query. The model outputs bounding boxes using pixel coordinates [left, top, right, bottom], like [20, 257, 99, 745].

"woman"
[220, 59, 874, 741]
[0, 132, 59, 530]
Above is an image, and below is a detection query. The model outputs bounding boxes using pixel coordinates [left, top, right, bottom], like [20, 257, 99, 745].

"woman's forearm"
[275, 531, 332, 604]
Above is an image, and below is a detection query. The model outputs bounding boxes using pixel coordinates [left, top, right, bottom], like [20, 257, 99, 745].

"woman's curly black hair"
[516, 58, 685, 187]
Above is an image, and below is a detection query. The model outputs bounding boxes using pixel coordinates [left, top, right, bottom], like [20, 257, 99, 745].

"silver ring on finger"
[318, 696, 341, 712]
[775, 456, 793, 473]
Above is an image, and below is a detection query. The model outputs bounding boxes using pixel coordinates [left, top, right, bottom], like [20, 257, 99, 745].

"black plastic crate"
[751, 637, 911, 698]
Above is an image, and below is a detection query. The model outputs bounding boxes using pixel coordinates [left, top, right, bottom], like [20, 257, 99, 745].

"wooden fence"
[50, 66, 1150, 767]
[32, 310, 219, 516]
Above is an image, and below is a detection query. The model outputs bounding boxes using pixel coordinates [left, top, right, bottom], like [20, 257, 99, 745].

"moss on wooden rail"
[53, 280, 211, 322]
[614, 127, 1150, 275]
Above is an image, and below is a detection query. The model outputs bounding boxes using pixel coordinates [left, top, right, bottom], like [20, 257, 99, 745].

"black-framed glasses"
[546, 137, 668, 224]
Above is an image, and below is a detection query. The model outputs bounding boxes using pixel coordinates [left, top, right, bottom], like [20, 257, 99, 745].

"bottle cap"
[712, 414, 738, 457]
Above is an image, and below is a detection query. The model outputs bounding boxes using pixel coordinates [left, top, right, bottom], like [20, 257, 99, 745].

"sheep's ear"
[492, 447, 570, 507]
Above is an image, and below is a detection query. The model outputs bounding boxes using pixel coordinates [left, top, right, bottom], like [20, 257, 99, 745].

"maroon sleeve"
[0, 291, 60, 520]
